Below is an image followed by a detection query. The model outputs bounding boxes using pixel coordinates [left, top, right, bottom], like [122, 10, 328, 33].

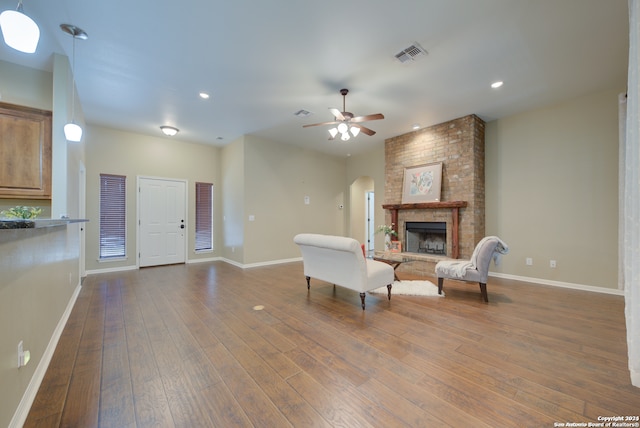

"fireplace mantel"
[382, 201, 467, 259]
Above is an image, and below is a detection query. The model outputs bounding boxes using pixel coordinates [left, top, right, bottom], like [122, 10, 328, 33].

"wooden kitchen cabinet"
[0, 102, 52, 199]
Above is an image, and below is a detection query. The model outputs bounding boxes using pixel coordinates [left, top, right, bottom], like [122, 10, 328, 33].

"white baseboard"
[10, 283, 82, 428]
[489, 272, 624, 296]
[186, 256, 221, 264]
[218, 256, 302, 269]
[85, 264, 138, 276]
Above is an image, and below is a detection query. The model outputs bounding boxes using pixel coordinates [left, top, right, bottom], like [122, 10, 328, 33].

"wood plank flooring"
[24, 261, 640, 427]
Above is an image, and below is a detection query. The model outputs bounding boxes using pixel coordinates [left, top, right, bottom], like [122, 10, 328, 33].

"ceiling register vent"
[395, 42, 428, 63]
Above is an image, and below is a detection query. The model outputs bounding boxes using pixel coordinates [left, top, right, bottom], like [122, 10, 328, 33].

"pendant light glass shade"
[61, 24, 87, 143]
[350, 126, 360, 137]
[0, 2, 40, 54]
[64, 122, 82, 142]
[328, 128, 338, 139]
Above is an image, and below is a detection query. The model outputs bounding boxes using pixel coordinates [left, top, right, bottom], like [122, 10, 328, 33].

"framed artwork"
[390, 241, 402, 253]
[401, 162, 443, 204]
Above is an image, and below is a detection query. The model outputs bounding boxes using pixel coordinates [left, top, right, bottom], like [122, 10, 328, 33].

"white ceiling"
[0, 0, 629, 157]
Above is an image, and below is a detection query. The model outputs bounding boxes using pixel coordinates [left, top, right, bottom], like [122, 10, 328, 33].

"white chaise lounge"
[294, 233, 395, 310]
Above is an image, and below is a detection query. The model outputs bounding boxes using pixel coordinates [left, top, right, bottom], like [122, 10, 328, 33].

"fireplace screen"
[405, 221, 446, 255]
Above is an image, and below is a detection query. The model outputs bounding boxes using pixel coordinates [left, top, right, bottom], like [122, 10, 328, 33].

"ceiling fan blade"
[352, 124, 376, 136]
[350, 113, 384, 123]
[302, 120, 339, 128]
[329, 108, 346, 121]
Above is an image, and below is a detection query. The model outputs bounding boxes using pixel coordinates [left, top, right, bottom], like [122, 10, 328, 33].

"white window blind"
[195, 182, 213, 251]
[99, 174, 126, 259]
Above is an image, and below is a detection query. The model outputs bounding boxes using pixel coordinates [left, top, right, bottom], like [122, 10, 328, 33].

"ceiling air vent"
[294, 109, 312, 118]
[395, 42, 428, 63]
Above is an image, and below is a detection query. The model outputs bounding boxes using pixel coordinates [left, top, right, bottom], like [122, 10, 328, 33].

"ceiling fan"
[303, 89, 384, 141]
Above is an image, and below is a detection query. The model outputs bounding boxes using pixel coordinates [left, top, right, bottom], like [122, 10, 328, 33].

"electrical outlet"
[526, 257, 533, 266]
[550, 260, 557, 268]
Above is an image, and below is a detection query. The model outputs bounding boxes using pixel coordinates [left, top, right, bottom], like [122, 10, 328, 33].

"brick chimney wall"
[384, 114, 485, 259]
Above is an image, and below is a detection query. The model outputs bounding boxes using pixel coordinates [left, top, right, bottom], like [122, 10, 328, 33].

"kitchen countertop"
[0, 218, 88, 230]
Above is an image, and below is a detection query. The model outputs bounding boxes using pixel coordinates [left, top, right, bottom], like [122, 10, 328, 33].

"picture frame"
[401, 162, 443, 204]
[390, 241, 402, 253]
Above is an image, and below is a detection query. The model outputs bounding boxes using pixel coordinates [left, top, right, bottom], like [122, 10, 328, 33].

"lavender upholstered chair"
[435, 236, 509, 302]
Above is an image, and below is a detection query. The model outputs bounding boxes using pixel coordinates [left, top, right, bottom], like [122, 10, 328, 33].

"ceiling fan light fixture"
[0, 1, 40, 53]
[350, 126, 360, 137]
[340, 133, 350, 141]
[337, 122, 348, 134]
[328, 128, 338, 138]
[160, 125, 179, 136]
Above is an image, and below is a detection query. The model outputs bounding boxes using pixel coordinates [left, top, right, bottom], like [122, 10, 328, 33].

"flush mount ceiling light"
[491, 81, 504, 89]
[0, 0, 40, 53]
[61, 24, 87, 142]
[160, 125, 179, 136]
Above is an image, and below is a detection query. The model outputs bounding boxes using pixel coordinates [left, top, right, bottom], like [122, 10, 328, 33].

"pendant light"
[61, 24, 87, 142]
[0, 0, 39, 53]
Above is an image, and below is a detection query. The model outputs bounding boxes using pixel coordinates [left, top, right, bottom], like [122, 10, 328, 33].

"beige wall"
[485, 89, 621, 289]
[84, 125, 221, 272]
[221, 137, 245, 263]
[0, 59, 83, 426]
[242, 135, 348, 265]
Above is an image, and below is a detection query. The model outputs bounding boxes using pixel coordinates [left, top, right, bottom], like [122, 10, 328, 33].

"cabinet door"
[0, 102, 52, 199]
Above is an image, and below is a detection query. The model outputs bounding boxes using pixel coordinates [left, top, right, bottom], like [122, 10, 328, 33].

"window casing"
[195, 182, 213, 251]
[99, 174, 126, 259]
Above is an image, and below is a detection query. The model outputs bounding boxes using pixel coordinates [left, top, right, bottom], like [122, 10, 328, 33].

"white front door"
[139, 177, 186, 267]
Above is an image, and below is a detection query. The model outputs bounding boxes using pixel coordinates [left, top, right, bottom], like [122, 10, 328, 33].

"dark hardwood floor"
[24, 261, 640, 427]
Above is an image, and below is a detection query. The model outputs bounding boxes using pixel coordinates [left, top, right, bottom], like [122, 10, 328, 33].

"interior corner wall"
[242, 135, 348, 265]
[221, 137, 245, 263]
[485, 89, 621, 289]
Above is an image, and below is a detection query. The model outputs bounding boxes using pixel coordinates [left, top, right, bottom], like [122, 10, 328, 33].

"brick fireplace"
[383, 114, 485, 275]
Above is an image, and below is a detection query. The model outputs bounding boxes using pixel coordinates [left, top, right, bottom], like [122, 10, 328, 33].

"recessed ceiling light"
[491, 81, 504, 89]
[199, 92, 210, 99]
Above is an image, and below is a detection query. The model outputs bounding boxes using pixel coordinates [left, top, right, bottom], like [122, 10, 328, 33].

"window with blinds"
[195, 182, 213, 251]
[99, 174, 126, 259]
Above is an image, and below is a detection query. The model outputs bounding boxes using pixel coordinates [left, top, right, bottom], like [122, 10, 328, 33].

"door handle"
[180, 224, 185, 229]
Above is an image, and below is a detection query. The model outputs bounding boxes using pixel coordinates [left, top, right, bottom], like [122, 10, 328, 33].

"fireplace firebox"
[405, 221, 446, 255]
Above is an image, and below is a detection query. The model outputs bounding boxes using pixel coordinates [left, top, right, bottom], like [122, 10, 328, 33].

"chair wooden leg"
[479, 282, 488, 302]
[305, 276, 311, 289]
[437, 277, 444, 295]
[359, 292, 366, 310]
[386, 284, 392, 300]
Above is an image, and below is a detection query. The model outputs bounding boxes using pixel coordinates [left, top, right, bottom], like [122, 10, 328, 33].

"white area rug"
[370, 280, 444, 297]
